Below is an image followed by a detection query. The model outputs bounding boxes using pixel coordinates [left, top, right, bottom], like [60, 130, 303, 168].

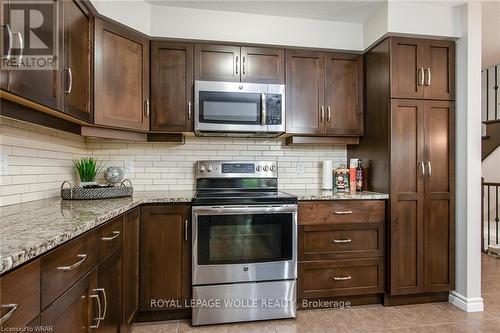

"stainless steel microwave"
[194, 80, 285, 137]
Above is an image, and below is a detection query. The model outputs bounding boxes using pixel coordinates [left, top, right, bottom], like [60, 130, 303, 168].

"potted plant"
[73, 157, 105, 187]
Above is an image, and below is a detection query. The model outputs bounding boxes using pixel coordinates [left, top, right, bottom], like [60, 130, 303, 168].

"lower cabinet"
[123, 208, 140, 326]
[96, 250, 122, 333]
[140, 205, 191, 313]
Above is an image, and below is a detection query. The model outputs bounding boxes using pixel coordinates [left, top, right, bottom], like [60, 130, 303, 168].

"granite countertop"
[286, 190, 389, 201]
[0, 189, 388, 275]
[0, 191, 194, 275]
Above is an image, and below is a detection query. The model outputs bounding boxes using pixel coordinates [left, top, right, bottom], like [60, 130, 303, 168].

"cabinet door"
[390, 38, 425, 99]
[62, 0, 92, 122]
[123, 208, 140, 325]
[423, 40, 455, 100]
[389, 99, 425, 295]
[285, 50, 325, 134]
[96, 250, 122, 333]
[423, 100, 454, 292]
[94, 18, 149, 130]
[151, 42, 193, 132]
[324, 53, 363, 136]
[240, 47, 284, 84]
[40, 271, 96, 333]
[140, 205, 190, 312]
[194, 44, 240, 82]
[2, 0, 60, 109]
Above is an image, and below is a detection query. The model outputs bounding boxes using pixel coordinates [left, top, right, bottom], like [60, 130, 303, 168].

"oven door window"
[199, 91, 262, 125]
[197, 213, 292, 265]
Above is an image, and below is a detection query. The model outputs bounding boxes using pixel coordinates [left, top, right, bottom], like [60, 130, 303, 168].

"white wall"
[449, 2, 484, 313]
[482, 1, 500, 69]
[363, 2, 388, 49]
[482, 147, 500, 183]
[90, 0, 151, 35]
[150, 5, 364, 51]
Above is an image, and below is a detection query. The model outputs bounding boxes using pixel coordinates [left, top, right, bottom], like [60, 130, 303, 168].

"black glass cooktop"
[193, 190, 297, 206]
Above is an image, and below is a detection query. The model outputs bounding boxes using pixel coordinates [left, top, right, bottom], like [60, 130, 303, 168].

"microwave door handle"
[261, 93, 266, 125]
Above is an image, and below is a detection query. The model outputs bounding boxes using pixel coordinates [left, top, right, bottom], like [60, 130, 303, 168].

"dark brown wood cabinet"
[123, 208, 140, 326]
[285, 50, 363, 136]
[140, 205, 191, 312]
[94, 17, 149, 131]
[62, 0, 93, 122]
[96, 250, 122, 333]
[151, 42, 193, 132]
[391, 37, 455, 100]
[348, 37, 455, 303]
[195, 44, 284, 83]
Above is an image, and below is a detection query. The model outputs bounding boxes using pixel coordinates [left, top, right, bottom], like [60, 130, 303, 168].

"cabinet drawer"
[41, 233, 97, 309]
[96, 215, 123, 262]
[299, 224, 383, 260]
[298, 200, 385, 225]
[298, 259, 384, 298]
[0, 260, 40, 328]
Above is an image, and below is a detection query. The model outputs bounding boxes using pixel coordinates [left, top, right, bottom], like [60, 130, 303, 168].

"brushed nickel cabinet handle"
[90, 294, 102, 329]
[425, 161, 432, 178]
[94, 288, 107, 320]
[0, 304, 18, 325]
[333, 210, 352, 215]
[327, 106, 331, 123]
[2, 24, 13, 60]
[242, 56, 246, 74]
[418, 161, 425, 178]
[235, 56, 239, 74]
[333, 275, 352, 281]
[320, 106, 325, 123]
[57, 254, 87, 271]
[101, 230, 120, 241]
[184, 219, 188, 241]
[144, 100, 150, 118]
[418, 67, 424, 86]
[63, 68, 73, 94]
[424, 68, 431, 86]
[188, 101, 192, 119]
[332, 239, 352, 243]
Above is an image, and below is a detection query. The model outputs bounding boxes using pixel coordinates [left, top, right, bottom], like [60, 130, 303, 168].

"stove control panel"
[196, 161, 277, 178]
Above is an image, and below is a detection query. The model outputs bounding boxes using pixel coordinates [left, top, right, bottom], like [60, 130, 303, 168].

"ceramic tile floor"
[132, 254, 500, 333]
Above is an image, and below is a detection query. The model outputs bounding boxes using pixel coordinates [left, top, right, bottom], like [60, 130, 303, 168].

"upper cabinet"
[151, 42, 193, 132]
[391, 37, 455, 100]
[285, 50, 363, 136]
[94, 17, 149, 131]
[62, 0, 93, 122]
[195, 44, 284, 83]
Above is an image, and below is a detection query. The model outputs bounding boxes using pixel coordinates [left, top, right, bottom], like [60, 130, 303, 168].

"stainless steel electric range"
[191, 160, 298, 326]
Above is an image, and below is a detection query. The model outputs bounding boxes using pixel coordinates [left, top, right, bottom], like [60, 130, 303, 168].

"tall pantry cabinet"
[348, 37, 455, 304]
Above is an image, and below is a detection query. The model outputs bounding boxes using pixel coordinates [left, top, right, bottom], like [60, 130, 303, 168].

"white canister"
[322, 160, 333, 190]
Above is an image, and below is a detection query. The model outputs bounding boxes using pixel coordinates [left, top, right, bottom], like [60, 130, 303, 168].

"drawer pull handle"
[94, 288, 107, 320]
[90, 294, 102, 329]
[333, 211, 353, 215]
[332, 239, 352, 243]
[57, 254, 87, 271]
[0, 304, 18, 325]
[101, 230, 120, 241]
[333, 275, 352, 281]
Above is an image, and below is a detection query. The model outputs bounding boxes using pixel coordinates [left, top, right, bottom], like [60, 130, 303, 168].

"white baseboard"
[449, 291, 484, 312]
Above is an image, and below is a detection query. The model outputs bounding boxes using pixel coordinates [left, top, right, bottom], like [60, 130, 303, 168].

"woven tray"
[61, 180, 133, 200]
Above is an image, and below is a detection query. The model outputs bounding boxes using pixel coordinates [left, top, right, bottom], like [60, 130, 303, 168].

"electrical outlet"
[297, 162, 305, 175]
[124, 160, 134, 173]
[0, 155, 8, 175]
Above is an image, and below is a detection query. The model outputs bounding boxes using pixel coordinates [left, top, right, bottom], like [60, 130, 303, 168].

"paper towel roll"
[322, 160, 333, 190]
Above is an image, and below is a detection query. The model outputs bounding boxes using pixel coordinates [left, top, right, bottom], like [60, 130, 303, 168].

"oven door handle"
[192, 204, 297, 215]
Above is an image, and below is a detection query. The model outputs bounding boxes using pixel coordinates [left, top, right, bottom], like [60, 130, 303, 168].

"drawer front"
[97, 215, 124, 261]
[41, 233, 97, 309]
[0, 260, 40, 328]
[298, 200, 385, 225]
[298, 259, 384, 298]
[299, 224, 383, 260]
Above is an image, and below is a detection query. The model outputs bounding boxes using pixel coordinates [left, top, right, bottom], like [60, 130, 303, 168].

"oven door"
[194, 81, 268, 133]
[192, 204, 297, 285]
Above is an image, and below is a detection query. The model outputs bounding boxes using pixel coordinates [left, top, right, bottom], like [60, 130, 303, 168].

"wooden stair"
[482, 120, 500, 160]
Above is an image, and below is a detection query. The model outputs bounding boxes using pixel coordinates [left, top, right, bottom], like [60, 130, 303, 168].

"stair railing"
[482, 64, 500, 122]
[482, 177, 500, 252]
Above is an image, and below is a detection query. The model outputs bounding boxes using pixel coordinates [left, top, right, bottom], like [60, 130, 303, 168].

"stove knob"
[270, 165, 276, 171]
[200, 165, 205, 172]
[263, 165, 269, 172]
[256, 165, 262, 171]
[207, 165, 213, 172]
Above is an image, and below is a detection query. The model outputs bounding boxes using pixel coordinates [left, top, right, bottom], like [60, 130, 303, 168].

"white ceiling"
[144, 0, 386, 23]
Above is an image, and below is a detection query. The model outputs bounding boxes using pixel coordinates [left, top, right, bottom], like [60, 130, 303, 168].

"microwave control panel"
[266, 94, 282, 125]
